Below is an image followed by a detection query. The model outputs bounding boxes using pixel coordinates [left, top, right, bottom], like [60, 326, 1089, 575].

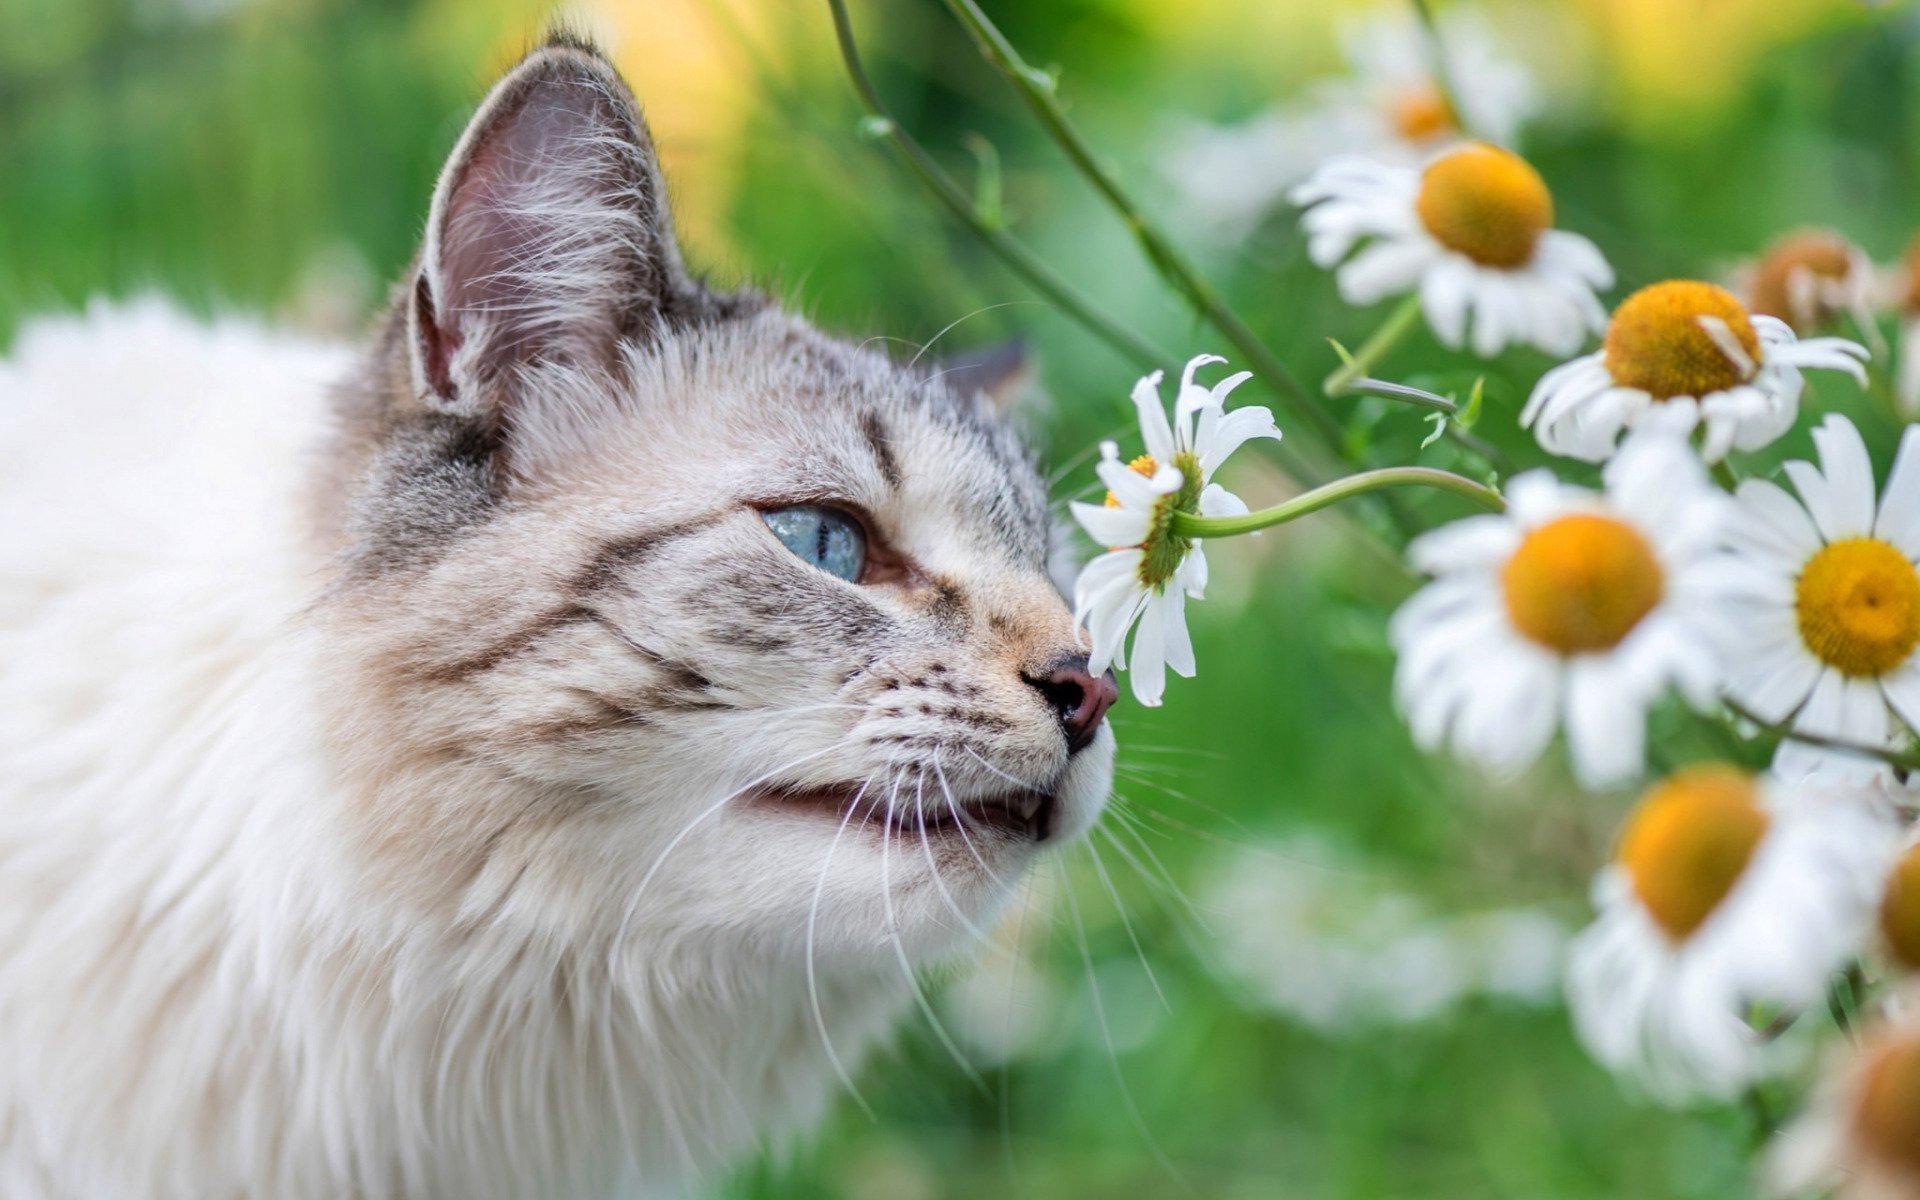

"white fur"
[0, 296, 1110, 1198]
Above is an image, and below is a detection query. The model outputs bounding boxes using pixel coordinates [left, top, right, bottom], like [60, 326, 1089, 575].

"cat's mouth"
[748, 784, 1057, 842]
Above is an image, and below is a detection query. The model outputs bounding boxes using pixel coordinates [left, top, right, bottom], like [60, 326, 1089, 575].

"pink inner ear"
[421, 58, 675, 403]
[414, 274, 457, 401]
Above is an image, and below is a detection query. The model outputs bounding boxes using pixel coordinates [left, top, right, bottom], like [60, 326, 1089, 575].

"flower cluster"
[1072, 41, 1920, 1187]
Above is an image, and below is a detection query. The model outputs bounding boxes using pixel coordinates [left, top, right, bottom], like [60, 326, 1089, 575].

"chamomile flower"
[1391, 423, 1727, 788]
[1522, 280, 1870, 463]
[1892, 233, 1920, 417]
[1705, 415, 1920, 778]
[1740, 228, 1876, 335]
[1070, 355, 1281, 707]
[1292, 143, 1612, 358]
[1161, 5, 1536, 240]
[1771, 1020, 1920, 1200]
[1879, 833, 1920, 975]
[1567, 766, 1900, 1104]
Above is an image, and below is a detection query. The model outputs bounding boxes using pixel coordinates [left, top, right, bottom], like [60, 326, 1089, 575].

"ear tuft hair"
[412, 43, 690, 425]
[933, 339, 1035, 413]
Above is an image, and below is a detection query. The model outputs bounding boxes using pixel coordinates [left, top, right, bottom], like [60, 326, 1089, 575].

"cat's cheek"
[1042, 722, 1117, 847]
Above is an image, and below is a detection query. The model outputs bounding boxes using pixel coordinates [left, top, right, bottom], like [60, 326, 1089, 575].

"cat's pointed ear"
[933, 339, 1034, 413]
[411, 39, 690, 420]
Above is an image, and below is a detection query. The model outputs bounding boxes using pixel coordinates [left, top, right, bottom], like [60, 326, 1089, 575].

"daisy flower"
[1706, 415, 1920, 778]
[1390, 422, 1727, 788]
[1739, 227, 1876, 336]
[1878, 832, 1920, 976]
[1891, 233, 1920, 417]
[1292, 142, 1612, 358]
[1567, 765, 1899, 1104]
[1070, 355, 1281, 707]
[1771, 1020, 1920, 1200]
[1522, 280, 1870, 463]
[1160, 4, 1537, 240]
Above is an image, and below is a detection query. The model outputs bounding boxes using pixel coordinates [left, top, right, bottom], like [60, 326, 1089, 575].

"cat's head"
[314, 38, 1115, 969]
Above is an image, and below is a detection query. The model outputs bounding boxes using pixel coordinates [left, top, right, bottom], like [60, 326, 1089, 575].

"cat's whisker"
[606, 740, 852, 979]
[1077, 836, 1170, 1014]
[804, 777, 877, 1120]
[904, 301, 1030, 374]
[931, 754, 1010, 889]
[1046, 418, 1139, 489]
[1110, 766, 1252, 839]
[876, 765, 990, 1097]
[1051, 855, 1192, 1196]
[911, 768, 992, 944]
[1100, 801, 1210, 927]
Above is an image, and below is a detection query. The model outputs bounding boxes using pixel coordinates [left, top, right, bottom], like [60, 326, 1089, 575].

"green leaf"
[1458, 376, 1485, 431]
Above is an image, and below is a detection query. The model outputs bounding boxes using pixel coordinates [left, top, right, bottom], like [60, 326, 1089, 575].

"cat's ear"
[933, 339, 1034, 413]
[411, 39, 690, 422]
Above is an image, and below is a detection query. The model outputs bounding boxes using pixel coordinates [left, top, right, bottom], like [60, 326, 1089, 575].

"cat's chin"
[745, 783, 1058, 842]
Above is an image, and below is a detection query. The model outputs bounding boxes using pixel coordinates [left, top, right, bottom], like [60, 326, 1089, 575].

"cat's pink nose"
[1026, 656, 1117, 754]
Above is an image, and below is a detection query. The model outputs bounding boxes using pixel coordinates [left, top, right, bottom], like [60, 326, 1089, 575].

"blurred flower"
[1879, 833, 1920, 976]
[1292, 143, 1611, 358]
[1771, 1019, 1920, 1199]
[1201, 836, 1569, 1034]
[1522, 280, 1869, 463]
[1391, 424, 1727, 788]
[1738, 228, 1875, 335]
[1160, 4, 1537, 241]
[1566, 765, 1899, 1104]
[1706, 415, 1920, 779]
[1069, 355, 1280, 706]
[1891, 233, 1920, 418]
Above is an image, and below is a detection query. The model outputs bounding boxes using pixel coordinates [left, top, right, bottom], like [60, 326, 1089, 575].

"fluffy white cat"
[0, 36, 1115, 1199]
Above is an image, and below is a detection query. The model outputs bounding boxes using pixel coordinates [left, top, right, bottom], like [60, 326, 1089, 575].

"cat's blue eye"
[761, 505, 867, 582]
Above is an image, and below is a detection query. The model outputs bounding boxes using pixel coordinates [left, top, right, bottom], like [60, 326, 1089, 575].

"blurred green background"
[4, 0, 1915, 1195]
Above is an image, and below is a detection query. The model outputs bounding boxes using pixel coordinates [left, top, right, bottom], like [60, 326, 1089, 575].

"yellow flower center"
[1881, 842, 1920, 972]
[1602, 281, 1761, 401]
[1855, 1036, 1920, 1175]
[1388, 83, 1456, 142]
[1617, 766, 1769, 942]
[1501, 514, 1664, 654]
[1414, 143, 1553, 269]
[1101, 452, 1200, 587]
[1748, 229, 1854, 330]
[1103, 454, 1161, 507]
[1794, 537, 1920, 678]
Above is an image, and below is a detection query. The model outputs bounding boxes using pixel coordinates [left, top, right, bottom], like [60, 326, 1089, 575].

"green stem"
[1171, 467, 1505, 538]
[824, 0, 1173, 373]
[936, 0, 1346, 454]
[1325, 295, 1424, 397]
[1339, 376, 1457, 415]
[1711, 460, 1740, 491]
[1723, 699, 1920, 773]
[1409, 0, 1474, 141]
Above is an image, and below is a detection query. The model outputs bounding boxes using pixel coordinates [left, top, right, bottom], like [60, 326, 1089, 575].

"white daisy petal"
[1872, 421, 1920, 555]
[1069, 500, 1150, 549]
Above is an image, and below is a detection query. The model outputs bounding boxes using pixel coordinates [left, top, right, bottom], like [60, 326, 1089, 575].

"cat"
[0, 34, 1116, 1200]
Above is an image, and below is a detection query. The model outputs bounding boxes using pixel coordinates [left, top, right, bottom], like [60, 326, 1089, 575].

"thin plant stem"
[825, 0, 1173, 373]
[1724, 698, 1920, 774]
[1171, 467, 1505, 538]
[1408, 0, 1473, 140]
[1340, 376, 1457, 415]
[936, 0, 1347, 454]
[1325, 295, 1424, 397]
[1323, 300, 1512, 471]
